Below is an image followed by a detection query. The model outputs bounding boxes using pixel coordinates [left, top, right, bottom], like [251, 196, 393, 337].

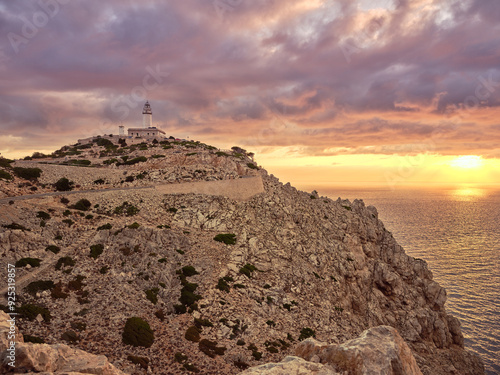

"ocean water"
[309, 185, 499, 374]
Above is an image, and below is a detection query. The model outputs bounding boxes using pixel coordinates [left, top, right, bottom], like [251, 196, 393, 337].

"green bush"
[114, 202, 139, 216]
[247, 163, 258, 170]
[213, 233, 236, 245]
[15, 258, 41, 268]
[216, 278, 230, 292]
[13, 167, 42, 180]
[298, 327, 316, 341]
[2, 222, 30, 231]
[182, 266, 199, 277]
[122, 317, 154, 348]
[185, 325, 201, 342]
[145, 288, 159, 304]
[128, 222, 140, 229]
[215, 151, 229, 157]
[103, 158, 118, 165]
[125, 156, 147, 165]
[127, 355, 149, 370]
[25, 280, 55, 295]
[239, 264, 257, 278]
[0, 158, 13, 168]
[199, 339, 226, 358]
[89, 244, 104, 259]
[54, 178, 74, 191]
[51, 283, 69, 299]
[18, 304, 51, 322]
[23, 334, 45, 343]
[55, 256, 75, 270]
[69, 159, 91, 166]
[97, 223, 112, 231]
[62, 219, 74, 227]
[94, 178, 105, 184]
[0, 170, 13, 180]
[72, 199, 91, 211]
[36, 211, 51, 220]
[46, 245, 61, 254]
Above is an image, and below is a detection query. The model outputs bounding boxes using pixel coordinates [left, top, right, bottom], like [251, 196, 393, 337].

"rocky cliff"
[0, 138, 484, 374]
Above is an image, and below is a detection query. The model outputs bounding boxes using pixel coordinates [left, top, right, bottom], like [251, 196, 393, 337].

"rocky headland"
[0, 136, 484, 374]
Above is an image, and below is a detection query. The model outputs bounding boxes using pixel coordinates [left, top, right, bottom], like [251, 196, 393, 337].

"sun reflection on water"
[450, 187, 487, 201]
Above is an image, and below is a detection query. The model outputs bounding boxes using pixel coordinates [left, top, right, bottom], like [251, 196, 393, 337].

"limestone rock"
[296, 326, 423, 375]
[239, 356, 338, 375]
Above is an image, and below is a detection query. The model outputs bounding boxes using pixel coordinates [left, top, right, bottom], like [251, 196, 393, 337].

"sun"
[449, 155, 484, 169]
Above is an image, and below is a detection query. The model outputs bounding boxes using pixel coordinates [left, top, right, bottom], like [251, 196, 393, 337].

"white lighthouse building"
[142, 101, 153, 128]
[127, 101, 166, 139]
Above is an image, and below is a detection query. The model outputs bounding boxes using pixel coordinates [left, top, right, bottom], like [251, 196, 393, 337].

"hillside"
[0, 136, 484, 374]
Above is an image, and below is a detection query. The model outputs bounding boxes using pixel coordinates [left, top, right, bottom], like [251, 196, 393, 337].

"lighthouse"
[142, 101, 153, 128]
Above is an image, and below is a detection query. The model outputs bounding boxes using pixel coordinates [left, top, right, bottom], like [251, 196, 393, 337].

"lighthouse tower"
[142, 101, 153, 128]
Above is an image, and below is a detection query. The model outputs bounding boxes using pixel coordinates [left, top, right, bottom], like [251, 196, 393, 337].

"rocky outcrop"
[240, 356, 337, 374]
[295, 326, 422, 375]
[0, 139, 485, 374]
[0, 312, 124, 375]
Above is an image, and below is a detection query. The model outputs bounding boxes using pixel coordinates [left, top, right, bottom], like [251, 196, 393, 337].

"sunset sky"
[1, 0, 499, 188]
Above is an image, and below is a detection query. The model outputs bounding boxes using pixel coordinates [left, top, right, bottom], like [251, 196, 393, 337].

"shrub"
[61, 330, 79, 342]
[179, 288, 202, 307]
[46, 245, 61, 254]
[168, 207, 177, 213]
[236, 339, 245, 346]
[183, 363, 200, 373]
[68, 275, 86, 291]
[125, 175, 135, 182]
[122, 317, 154, 348]
[128, 222, 140, 229]
[62, 209, 71, 216]
[95, 138, 114, 147]
[94, 178, 105, 184]
[18, 304, 51, 322]
[158, 258, 167, 263]
[2, 222, 30, 231]
[23, 334, 45, 344]
[13, 167, 42, 180]
[0, 158, 13, 168]
[25, 280, 55, 295]
[298, 327, 316, 341]
[155, 309, 166, 321]
[185, 325, 201, 342]
[69, 159, 91, 166]
[72, 199, 91, 211]
[99, 266, 109, 274]
[216, 278, 230, 292]
[36, 211, 51, 220]
[199, 339, 226, 358]
[0, 170, 13, 180]
[97, 223, 112, 231]
[239, 264, 257, 278]
[247, 163, 258, 170]
[215, 151, 228, 157]
[127, 355, 149, 369]
[174, 352, 188, 363]
[181, 266, 199, 277]
[103, 158, 118, 165]
[60, 197, 69, 204]
[266, 320, 276, 327]
[114, 202, 139, 216]
[54, 178, 74, 191]
[62, 219, 74, 227]
[15, 258, 41, 268]
[145, 288, 159, 304]
[55, 256, 75, 270]
[213, 233, 236, 245]
[89, 244, 104, 259]
[125, 156, 147, 165]
[51, 283, 69, 299]
[71, 321, 87, 331]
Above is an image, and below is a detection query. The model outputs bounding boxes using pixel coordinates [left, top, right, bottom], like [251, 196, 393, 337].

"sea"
[305, 184, 499, 375]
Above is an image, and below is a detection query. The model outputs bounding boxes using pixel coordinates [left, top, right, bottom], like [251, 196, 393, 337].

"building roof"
[128, 127, 165, 134]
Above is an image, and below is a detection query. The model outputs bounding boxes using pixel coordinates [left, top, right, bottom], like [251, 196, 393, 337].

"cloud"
[0, 0, 499, 160]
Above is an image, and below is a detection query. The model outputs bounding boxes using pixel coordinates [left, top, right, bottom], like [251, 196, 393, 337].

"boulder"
[296, 326, 423, 375]
[239, 356, 338, 374]
[0, 312, 124, 375]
